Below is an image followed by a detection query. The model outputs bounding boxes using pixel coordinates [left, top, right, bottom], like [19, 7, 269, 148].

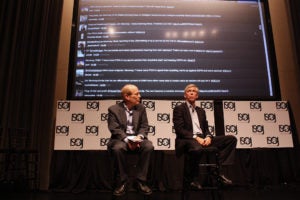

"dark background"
[0, 0, 300, 192]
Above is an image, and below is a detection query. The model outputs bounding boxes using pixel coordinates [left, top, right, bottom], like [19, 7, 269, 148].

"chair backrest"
[8, 128, 29, 150]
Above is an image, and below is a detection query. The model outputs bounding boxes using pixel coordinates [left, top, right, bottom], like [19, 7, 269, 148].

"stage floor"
[2, 184, 300, 200]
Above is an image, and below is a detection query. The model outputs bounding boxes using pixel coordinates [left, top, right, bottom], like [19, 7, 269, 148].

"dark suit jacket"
[107, 102, 149, 141]
[173, 102, 213, 156]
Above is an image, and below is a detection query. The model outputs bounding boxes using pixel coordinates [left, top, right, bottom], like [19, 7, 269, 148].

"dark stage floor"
[2, 184, 300, 200]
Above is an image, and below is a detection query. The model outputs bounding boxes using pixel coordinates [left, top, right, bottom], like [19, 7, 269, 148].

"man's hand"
[127, 135, 143, 150]
[195, 136, 211, 147]
[203, 137, 212, 146]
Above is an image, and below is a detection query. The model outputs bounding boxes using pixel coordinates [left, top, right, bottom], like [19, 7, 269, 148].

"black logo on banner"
[143, 101, 155, 111]
[70, 138, 83, 149]
[171, 101, 184, 109]
[250, 102, 262, 111]
[157, 138, 171, 148]
[85, 126, 99, 136]
[208, 125, 215, 135]
[157, 113, 170, 123]
[148, 125, 156, 136]
[71, 113, 84, 123]
[101, 113, 108, 121]
[264, 113, 276, 123]
[223, 101, 236, 111]
[238, 113, 250, 123]
[200, 101, 213, 111]
[100, 138, 110, 146]
[87, 101, 99, 111]
[57, 101, 70, 111]
[225, 125, 238, 135]
[240, 137, 252, 147]
[252, 125, 264, 134]
[279, 125, 291, 133]
[276, 102, 288, 110]
[267, 137, 279, 146]
[55, 125, 69, 136]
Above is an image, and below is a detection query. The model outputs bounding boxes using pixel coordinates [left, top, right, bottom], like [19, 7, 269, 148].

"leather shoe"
[136, 181, 152, 195]
[190, 181, 203, 190]
[113, 183, 126, 196]
[218, 174, 233, 185]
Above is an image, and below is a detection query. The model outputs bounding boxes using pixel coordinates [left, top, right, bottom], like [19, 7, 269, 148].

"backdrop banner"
[54, 100, 293, 150]
[223, 101, 293, 148]
[54, 100, 215, 150]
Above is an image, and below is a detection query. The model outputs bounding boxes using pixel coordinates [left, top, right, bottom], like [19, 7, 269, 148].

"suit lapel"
[195, 107, 203, 120]
[132, 109, 139, 131]
[184, 103, 193, 125]
[118, 104, 127, 126]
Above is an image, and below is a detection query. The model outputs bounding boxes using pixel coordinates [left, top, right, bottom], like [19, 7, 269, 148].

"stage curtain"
[0, 0, 63, 190]
[49, 148, 300, 193]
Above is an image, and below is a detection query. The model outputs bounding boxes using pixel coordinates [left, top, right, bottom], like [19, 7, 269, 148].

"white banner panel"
[223, 101, 293, 148]
[54, 100, 215, 150]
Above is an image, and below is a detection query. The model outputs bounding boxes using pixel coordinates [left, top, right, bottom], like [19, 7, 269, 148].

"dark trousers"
[180, 135, 237, 181]
[108, 139, 154, 184]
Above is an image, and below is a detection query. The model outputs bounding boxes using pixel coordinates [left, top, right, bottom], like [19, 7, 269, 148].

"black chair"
[0, 128, 39, 190]
[182, 146, 223, 200]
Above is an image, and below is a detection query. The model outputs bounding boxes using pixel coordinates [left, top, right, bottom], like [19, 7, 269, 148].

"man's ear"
[124, 94, 130, 101]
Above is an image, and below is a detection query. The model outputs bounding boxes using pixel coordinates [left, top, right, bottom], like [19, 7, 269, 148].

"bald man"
[107, 84, 153, 196]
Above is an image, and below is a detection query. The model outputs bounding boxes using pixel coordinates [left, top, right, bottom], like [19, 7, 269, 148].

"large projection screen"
[68, 0, 280, 100]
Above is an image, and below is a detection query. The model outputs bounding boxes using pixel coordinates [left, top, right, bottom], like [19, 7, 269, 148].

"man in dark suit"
[173, 84, 237, 189]
[107, 84, 154, 196]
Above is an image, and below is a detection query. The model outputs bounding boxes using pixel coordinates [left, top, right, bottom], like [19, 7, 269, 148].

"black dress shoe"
[136, 181, 152, 195]
[218, 174, 233, 185]
[113, 183, 126, 196]
[190, 181, 203, 190]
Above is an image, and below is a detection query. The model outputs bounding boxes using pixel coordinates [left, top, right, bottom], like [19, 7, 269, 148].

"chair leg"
[182, 149, 223, 200]
[181, 187, 190, 200]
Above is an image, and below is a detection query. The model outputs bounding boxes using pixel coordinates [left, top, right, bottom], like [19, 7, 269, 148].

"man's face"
[184, 86, 199, 103]
[126, 86, 141, 107]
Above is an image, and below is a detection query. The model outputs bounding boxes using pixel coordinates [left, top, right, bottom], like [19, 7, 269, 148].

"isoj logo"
[276, 102, 288, 110]
[171, 101, 184, 109]
[200, 101, 213, 111]
[86, 101, 99, 111]
[101, 113, 108, 121]
[71, 113, 85, 123]
[225, 125, 238, 135]
[267, 137, 279, 146]
[223, 101, 236, 111]
[70, 138, 83, 149]
[157, 113, 170, 123]
[55, 126, 69, 136]
[238, 113, 250, 123]
[157, 138, 170, 148]
[143, 100, 155, 111]
[252, 125, 264, 134]
[57, 101, 70, 111]
[148, 125, 156, 136]
[100, 138, 110, 146]
[250, 102, 262, 111]
[240, 137, 252, 147]
[279, 125, 291, 133]
[264, 113, 276, 123]
[85, 126, 99, 136]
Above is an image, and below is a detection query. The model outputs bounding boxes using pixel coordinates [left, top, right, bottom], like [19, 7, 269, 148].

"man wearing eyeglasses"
[107, 84, 153, 196]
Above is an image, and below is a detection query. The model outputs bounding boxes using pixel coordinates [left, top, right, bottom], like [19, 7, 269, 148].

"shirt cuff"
[137, 134, 144, 139]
